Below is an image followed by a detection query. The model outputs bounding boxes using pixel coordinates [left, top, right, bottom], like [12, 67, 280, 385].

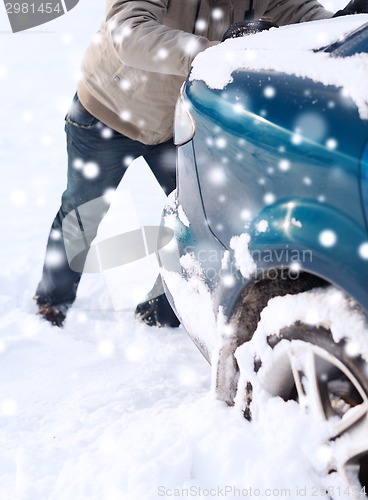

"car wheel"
[237, 287, 368, 497]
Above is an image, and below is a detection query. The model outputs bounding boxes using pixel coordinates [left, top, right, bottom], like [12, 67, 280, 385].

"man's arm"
[105, 0, 216, 76]
[262, 0, 333, 26]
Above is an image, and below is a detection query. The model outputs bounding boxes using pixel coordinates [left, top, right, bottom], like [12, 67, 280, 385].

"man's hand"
[222, 19, 278, 41]
[333, 0, 368, 17]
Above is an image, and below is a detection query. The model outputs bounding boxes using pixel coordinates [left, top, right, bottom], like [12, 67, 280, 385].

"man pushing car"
[35, 0, 368, 327]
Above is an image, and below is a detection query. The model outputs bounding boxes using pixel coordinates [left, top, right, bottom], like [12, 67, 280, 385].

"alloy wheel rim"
[259, 340, 368, 496]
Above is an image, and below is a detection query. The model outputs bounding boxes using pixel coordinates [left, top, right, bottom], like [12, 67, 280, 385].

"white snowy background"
[0, 1, 358, 499]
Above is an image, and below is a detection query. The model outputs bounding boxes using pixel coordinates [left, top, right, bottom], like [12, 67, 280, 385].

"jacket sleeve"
[105, 0, 216, 77]
[262, 0, 333, 25]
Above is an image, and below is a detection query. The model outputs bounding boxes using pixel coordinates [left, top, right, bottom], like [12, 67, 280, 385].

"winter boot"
[135, 293, 180, 328]
[36, 302, 69, 327]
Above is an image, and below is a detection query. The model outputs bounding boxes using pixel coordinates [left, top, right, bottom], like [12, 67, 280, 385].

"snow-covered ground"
[0, 1, 359, 499]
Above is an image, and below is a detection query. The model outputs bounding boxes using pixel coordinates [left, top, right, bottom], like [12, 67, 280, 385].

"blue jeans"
[35, 93, 176, 307]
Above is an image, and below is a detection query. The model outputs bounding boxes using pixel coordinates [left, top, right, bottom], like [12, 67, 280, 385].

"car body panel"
[161, 19, 368, 377]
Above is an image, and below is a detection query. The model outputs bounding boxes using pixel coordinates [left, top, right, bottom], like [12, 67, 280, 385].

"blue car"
[160, 16, 368, 494]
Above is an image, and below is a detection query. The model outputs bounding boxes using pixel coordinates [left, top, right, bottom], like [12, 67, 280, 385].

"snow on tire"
[235, 286, 368, 498]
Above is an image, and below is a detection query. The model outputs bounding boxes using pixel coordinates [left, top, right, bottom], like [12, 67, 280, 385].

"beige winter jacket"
[77, 0, 332, 145]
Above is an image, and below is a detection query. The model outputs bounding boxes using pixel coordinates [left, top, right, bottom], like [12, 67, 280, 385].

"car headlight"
[174, 84, 195, 146]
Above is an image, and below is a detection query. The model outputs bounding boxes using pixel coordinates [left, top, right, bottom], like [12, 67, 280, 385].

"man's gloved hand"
[333, 0, 368, 17]
[222, 19, 278, 42]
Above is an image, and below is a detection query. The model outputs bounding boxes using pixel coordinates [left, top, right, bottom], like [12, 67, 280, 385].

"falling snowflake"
[101, 127, 114, 139]
[103, 188, 116, 204]
[341, 88, 350, 99]
[51, 229, 62, 240]
[358, 242, 368, 259]
[112, 25, 132, 44]
[291, 133, 303, 145]
[156, 48, 169, 60]
[83, 161, 100, 179]
[319, 230, 337, 247]
[209, 167, 226, 185]
[184, 38, 201, 56]
[263, 86, 276, 98]
[294, 112, 327, 142]
[263, 193, 276, 205]
[45, 249, 64, 267]
[279, 159, 290, 171]
[215, 137, 227, 149]
[195, 19, 207, 31]
[290, 262, 301, 273]
[233, 103, 244, 114]
[120, 79, 132, 91]
[240, 209, 251, 220]
[326, 138, 338, 150]
[120, 110, 131, 121]
[123, 155, 134, 167]
[211, 8, 223, 19]
[222, 273, 235, 288]
[344, 340, 361, 358]
[73, 158, 83, 170]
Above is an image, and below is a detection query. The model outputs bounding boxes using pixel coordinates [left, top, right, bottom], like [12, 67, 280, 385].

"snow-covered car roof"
[190, 15, 368, 119]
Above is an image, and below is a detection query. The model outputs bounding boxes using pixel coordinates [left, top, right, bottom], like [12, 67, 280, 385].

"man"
[34, 0, 367, 327]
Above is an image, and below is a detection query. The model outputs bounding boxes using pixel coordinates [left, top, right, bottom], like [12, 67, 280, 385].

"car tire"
[237, 287, 368, 497]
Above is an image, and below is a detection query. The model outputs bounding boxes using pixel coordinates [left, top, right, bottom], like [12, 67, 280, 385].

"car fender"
[216, 198, 368, 319]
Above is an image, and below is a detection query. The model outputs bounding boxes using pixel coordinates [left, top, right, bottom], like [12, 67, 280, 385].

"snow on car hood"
[190, 15, 368, 119]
